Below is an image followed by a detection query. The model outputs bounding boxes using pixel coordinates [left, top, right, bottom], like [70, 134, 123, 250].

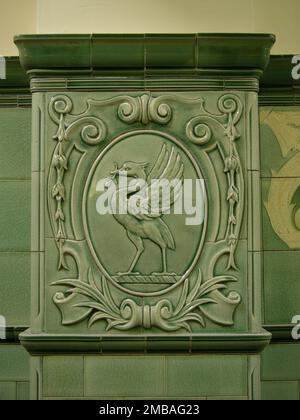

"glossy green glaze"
[0, 36, 297, 400]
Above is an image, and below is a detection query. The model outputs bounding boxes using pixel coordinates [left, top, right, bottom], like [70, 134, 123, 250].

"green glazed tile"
[17, 382, 30, 400]
[0, 253, 30, 325]
[260, 121, 285, 178]
[260, 107, 300, 178]
[197, 34, 275, 69]
[0, 345, 30, 381]
[0, 382, 17, 400]
[145, 34, 196, 68]
[262, 381, 299, 401]
[262, 344, 300, 381]
[85, 356, 165, 397]
[43, 356, 84, 398]
[263, 251, 300, 324]
[0, 181, 31, 252]
[92, 35, 144, 69]
[262, 178, 300, 251]
[0, 108, 31, 180]
[166, 355, 247, 397]
[15, 35, 92, 70]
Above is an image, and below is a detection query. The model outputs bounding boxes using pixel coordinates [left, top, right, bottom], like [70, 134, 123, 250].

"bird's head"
[109, 161, 149, 181]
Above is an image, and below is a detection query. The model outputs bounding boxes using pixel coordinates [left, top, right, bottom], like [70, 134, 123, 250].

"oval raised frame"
[83, 129, 208, 297]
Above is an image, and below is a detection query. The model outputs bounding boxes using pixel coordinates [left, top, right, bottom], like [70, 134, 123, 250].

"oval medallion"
[84, 130, 207, 296]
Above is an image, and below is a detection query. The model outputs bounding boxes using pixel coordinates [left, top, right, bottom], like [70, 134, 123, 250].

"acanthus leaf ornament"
[53, 269, 241, 332]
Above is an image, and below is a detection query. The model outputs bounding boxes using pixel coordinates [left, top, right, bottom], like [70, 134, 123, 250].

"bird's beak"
[110, 162, 119, 176]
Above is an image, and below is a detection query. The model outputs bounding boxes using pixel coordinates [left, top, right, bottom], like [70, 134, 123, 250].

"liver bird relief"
[105, 144, 184, 275]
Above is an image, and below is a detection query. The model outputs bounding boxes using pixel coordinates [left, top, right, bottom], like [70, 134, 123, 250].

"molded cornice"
[0, 57, 29, 92]
[14, 33, 275, 92]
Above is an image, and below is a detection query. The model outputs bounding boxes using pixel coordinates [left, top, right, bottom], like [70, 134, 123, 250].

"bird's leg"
[162, 248, 167, 273]
[118, 232, 144, 276]
[152, 248, 176, 276]
[127, 248, 143, 273]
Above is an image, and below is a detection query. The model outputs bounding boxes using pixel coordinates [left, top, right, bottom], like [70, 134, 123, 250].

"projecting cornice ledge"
[0, 57, 29, 93]
[19, 331, 272, 355]
[14, 33, 275, 91]
[259, 55, 300, 105]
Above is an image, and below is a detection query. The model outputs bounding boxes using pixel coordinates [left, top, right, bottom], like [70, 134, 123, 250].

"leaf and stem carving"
[49, 95, 107, 269]
[186, 94, 243, 270]
[53, 269, 240, 332]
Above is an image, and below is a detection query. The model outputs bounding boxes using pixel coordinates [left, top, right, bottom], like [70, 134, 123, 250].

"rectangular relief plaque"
[15, 34, 274, 353]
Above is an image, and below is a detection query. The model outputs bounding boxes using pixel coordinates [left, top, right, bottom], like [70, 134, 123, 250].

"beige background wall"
[0, 0, 37, 55]
[0, 0, 300, 55]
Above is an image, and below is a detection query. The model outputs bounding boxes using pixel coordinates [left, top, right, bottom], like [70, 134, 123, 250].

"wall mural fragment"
[48, 93, 244, 333]
[260, 110, 300, 249]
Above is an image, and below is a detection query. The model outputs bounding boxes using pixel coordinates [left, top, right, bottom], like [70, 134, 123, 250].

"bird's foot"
[117, 271, 141, 276]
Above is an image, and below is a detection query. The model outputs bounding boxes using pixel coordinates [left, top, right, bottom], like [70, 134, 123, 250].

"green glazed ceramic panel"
[35, 354, 259, 400]
[30, 88, 264, 340]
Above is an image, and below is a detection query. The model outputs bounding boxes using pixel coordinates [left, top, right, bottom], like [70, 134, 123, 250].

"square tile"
[263, 251, 300, 324]
[0, 253, 30, 325]
[166, 355, 247, 397]
[0, 345, 30, 381]
[0, 108, 31, 180]
[85, 356, 165, 397]
[262, 344, 300, 381]
[0, 181, 31, 251]
[0, 382, 16, 400]
[262, 178, 300, 251]
[262, 381, 299, 400]
[43, 356, 84, 398]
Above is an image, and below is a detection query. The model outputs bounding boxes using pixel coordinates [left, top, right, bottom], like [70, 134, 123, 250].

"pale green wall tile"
[0, 345, 29, 381]
[0, 181, 31, 251]
[260, 123, 286, 179]
[262, 381, 299, 400]
[0, 108, 31, 180]
[0, 253, 30, 325]
[17, 382, 30, 400]
[166, 356, 247, 397]
[85, 356, 165, 397]
[263, 251, 300, 324]
[43, 356, 84, 398]
[0, 382, 17, 400]
[262, 344, 300, 381]
[262, 178, 299, 251]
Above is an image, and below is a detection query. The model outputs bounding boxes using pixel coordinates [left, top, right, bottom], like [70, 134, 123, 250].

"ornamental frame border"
[46, 92, 245, 333]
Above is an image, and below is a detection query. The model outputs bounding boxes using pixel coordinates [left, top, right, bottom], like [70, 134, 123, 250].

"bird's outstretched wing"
[128, 144, 184, 220]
